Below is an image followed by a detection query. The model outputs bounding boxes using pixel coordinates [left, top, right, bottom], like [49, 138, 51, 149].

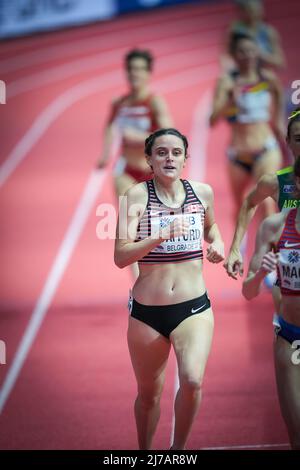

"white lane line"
[170, 89, 212, 447]
[170, 368, 179, 447]
[0, 11, 228, 73]
[154, 64, 217, 95]
[8, 47, 128, 98]
[201, 443, 290, 450]
[0, 169, 106, 414]
[0, 2, 234, 66]
[5, 8, 298, 98]
[0, 62, 218, 189]
[2, 0, 294, 75]
[189, 90, 212, 181]
[8, 37, 219, 98]
[0, 69, 121, 188]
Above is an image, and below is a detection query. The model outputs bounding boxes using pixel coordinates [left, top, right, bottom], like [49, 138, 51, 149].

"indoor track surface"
[1, 0, 299, 450]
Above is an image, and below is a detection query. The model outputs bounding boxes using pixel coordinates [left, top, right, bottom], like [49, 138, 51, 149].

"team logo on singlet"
[159, 217, 172, 229]
[282, 199, 300, 210]
[288, 251, 300, 263]
[284, 241, 300, 249]
[283, 184, 296, 193]
[185, 203, 201, 213]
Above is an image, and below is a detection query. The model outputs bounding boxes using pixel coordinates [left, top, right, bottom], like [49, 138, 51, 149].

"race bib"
[279, 249, 300, 291]
[115, 106, 151, 131]
[150, 213, 203, 254]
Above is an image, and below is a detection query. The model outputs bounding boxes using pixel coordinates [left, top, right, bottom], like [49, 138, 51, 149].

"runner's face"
[287, 121, 300, 158]
[233, 38, 258, 68]
[147, 135, 186, 180]
[239, 1, 263, 23]
[127, 58, 150, 90]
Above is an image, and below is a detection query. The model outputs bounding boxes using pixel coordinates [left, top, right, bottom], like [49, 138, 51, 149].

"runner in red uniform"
[98, 49, 172, 197]
[243, 156, 300, 450]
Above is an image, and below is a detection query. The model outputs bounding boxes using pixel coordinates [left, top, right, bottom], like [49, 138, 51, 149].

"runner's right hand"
[259, 251, 279, 275]
[160, 217, 190, 241]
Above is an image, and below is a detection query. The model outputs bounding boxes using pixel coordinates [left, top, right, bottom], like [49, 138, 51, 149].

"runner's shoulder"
[188, 181, 213, 208]
[257, 173, 279, 196]
[125, 181, 148, 205]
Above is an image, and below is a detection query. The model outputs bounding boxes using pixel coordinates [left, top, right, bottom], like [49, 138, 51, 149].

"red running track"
[0, 0, 299, 450]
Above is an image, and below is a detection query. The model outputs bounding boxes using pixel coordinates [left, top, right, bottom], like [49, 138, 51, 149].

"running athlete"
[225, 108, 300, 281]
[225, 0, 285, 69]
[242, 156, 300, 450]
[97, 49, 172, 197]
[114, 128, 224, 450]
[210, 32, 284, 221]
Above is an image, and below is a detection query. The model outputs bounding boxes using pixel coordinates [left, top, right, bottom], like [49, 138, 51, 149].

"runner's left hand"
[206, 241, 225, 264]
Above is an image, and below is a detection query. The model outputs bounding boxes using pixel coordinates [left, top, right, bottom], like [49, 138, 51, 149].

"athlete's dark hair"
[287, 107, 300, 140]
[229, 32, 256, 55]
[294, 156, 300, 198]
[145, 128, 189, 156]
[294, 155, 300, 178]
[125, 49, 153, 71]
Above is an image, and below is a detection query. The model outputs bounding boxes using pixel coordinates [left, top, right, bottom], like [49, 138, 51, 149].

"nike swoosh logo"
[284, 241, 300, 248]
[191, 304, 206, 313]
